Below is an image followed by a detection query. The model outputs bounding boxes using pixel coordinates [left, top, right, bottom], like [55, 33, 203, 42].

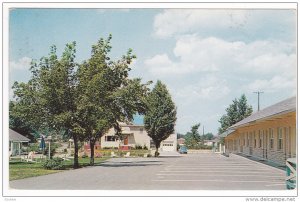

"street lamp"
[47, 136, 52, 159]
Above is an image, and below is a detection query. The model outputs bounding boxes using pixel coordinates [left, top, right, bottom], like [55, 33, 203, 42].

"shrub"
[82, 153, 88, 158]
[143, 145, 148, 150]
[42, 158, 65, 170]
[147, 154, 152, 157]
[135, 144, 143, 150]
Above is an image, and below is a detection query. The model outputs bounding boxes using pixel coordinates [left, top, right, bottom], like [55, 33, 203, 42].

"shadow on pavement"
[98, 162, 163, 167]
[234, 153, 285, 171]
[157, 156, 182, 158]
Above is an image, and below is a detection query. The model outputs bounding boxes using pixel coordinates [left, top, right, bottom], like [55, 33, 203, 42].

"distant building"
[203, 138, 219, 147]
[177, 138, 185, 146]
[83, 123, 177, 155]
[9, 129, 30, 156]
[222, 97, 296, 166]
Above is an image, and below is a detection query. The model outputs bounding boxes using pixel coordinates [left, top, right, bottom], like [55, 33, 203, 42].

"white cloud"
[10, 57, 32, 70]
[144, 35, 296, 79]
[154, 10, 248, 38]
[174, 76, 230, 101]
[153, 9, 296, 40]
[247, 76, 296, 93]
[148, 9, 296, 134]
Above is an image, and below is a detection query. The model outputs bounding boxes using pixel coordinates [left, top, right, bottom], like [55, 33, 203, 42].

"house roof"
[229, 96, 296, 129]
[9, 129, 30, 142]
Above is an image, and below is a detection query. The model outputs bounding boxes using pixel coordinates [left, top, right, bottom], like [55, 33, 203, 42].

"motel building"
[222, 96, 296, 166]
[83, 122, 177, 155]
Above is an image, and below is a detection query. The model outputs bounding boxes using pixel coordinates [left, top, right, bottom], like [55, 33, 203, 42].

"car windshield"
[180, 146, 187, 150]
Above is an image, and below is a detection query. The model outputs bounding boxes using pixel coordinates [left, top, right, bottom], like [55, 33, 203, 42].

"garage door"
[162, 143, 174, 152]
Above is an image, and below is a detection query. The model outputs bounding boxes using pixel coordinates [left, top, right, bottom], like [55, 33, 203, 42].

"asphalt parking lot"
[10, 152, 286, 190]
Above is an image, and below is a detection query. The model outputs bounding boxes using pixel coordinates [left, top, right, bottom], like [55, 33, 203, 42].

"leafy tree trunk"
[155, 142, 160, 157]
[73, 134, 79, 169]
[90, 140, 95, 166]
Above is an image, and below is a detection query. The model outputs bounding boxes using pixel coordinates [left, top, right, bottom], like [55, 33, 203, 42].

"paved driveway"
[10, 152, 286, 190]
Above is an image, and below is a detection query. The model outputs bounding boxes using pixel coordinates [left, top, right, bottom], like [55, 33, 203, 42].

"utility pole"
[253, 91, 264, 111]
[203, 125, 204, 136]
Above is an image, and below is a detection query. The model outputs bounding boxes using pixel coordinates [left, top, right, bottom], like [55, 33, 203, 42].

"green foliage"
[184, 123, 201, 149]
[135, 144, 143, 150]
[11, 35, 151, 167]
[12, 41, 81, 168]
[144, 80, 177, 156]
[76, 35, 150, 165]
[218, 94, 253, 134]
[42, 158, 65, 170]
[177, 133, 185, 139]
[43, 142, 60, 157]
[143, 145, 148, 150]
[9, 102, 36, 142]
[28, 143, 40, 152]
[202, 132, 214, 140]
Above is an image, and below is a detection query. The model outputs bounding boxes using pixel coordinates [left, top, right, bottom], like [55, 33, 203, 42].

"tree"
[218, 94, 253, 134]
[76, 35, 150, 165]
[184, 123, 201, 149]
[144, 80, 177, 157]
[9, 101, 36, 142]
[202, 132, 214, 140]
[12, 42, 82, 168]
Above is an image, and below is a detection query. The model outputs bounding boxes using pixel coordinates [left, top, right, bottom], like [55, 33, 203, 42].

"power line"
[253, 91, 264, 111]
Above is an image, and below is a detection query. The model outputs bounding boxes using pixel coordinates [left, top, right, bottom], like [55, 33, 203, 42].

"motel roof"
[9, 129, 30, 142]
[229, 96, 296, 130]
[219, 129, 236, 138]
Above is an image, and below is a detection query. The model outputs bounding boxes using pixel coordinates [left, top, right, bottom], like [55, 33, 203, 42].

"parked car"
[179, 146, 188, 154]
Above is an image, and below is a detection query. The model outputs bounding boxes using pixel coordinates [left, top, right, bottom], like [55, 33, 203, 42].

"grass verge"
[9, 157, 110, 181]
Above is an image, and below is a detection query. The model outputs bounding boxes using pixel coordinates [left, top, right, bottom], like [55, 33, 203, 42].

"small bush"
[147, 154, 152, 157]
[82, 153, 88, 158]
[143, 145, 148, 150]
[42, 158, 65, 170]
[135, 144, 143, 150]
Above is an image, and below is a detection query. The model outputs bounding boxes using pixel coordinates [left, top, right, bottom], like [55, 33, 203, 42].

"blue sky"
[9, 8, 297, 135]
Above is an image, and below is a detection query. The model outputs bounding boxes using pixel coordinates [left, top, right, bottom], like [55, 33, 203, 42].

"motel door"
[124, 136, 128, 145]
[249, 134, 253, 155]
[263, 131, 268, 159]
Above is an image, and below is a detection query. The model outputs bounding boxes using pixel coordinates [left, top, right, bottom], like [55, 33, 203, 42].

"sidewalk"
[231, 153, 286, 171]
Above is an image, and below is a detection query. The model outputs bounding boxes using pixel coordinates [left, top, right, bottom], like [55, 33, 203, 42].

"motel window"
[246, 133, 249, 147]
[259, 131, 262, 148]
[105, 136, 117, 142]
[269, 128, 274, 149]
[278, 128, 283, 150]
[243, 134, 245, 146]
[254, 133, 256, 148]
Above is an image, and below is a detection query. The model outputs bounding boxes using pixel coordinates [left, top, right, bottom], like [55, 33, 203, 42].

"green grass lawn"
[9, 157, 110, 181]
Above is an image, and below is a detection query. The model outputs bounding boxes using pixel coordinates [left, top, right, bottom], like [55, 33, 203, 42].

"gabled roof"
[9, 129, 30, 142]
[229, 96, 296, 129]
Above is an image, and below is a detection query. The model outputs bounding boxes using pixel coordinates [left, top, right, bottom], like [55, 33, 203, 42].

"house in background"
[223, 97, 296, 166]
[83, 122, 177, 155]
[9, 129, 30, 156]
[177, 138, 185, 146]
[100, 123, 151, 149]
